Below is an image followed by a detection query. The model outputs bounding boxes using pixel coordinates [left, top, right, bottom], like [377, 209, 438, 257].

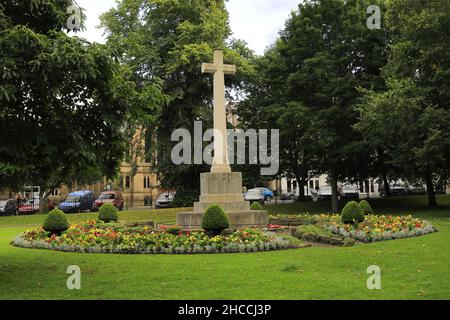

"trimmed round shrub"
[43, 209, 69, 235]
[250, 201, 263, 210]
[98, 203, 118, 223]
[202, 204, 230, 235]
[341, 201, 365, 225]
[359, 200, 373, 215]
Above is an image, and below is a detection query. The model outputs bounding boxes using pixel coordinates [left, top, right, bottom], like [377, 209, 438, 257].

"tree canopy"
[100, 0, 254, 191]
[238, 0, 389, 210]
[0, 0, 162, 194]
[357, 0, 450, 205]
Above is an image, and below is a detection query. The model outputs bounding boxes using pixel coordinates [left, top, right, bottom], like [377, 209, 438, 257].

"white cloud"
[75, 0, 116, 43]
[75, 0, 300, 54]
[227, 0, 300, 54]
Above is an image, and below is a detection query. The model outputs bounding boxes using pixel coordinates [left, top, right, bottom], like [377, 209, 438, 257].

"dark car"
[94, 191, 124, 211]
[59, 191, 95, 213]
[0, 199, 18, 216]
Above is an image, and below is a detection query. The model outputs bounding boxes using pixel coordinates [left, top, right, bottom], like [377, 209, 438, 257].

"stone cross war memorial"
[176, 49, 268, 230]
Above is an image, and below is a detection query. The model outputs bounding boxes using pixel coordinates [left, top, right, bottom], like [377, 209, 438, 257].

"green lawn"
[0, 196, 449, 300]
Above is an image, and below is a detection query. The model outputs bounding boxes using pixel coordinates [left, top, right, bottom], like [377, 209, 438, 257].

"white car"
[339, 185, 360, 199]
[155, 192, 176, 209]
[244, 189, 265, 204]
[317, 186, 333, 200]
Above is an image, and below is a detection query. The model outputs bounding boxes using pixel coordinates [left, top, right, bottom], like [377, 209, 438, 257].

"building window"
[125, 176, 130, 189]
[143, 176, 152, 189]
[51, 189, 59, 196]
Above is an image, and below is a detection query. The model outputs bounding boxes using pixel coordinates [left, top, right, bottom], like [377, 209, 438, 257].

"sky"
[75, 0, 300, 55]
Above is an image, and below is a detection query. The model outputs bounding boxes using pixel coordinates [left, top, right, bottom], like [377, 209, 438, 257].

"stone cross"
[202, 49, 236, 173]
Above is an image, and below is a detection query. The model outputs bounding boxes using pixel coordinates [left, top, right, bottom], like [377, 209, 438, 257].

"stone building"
[0, 127, 162, 208]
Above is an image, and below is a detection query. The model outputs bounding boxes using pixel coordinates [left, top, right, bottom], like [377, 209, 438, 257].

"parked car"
[155, 192, 176, 209]
[18, 199, 40, 214]
[391, 185, 407, 195]
[281, 186, 317, 201]
[249, 188, 274, 201]
[317, 186, 333, 200]
[59, 191, 95, 213]
[281, 191, 296, 201]
[0, 199, 18, 216]
[380, 184, 407, 196]
[94, 191, 124, 211]
[339, 185, 360, 199]
[244, 189, 265, 204]
[407, 183, 427, 194]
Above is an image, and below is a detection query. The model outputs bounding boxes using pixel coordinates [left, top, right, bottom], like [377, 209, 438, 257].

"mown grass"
[0, 195, 449, 300]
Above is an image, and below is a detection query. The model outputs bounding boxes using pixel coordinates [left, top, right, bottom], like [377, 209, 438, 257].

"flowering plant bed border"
[12, 220, 290, 255]
[327, 215, 436, 243]
[288, 214, 436, 245]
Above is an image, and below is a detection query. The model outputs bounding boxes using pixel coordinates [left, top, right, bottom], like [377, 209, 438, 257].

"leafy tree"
[238, 45, 316, 201]
[239, 0, 389, 209]
[100, 0, 253, 192]
[357, 0, 450, 206]
[0, 0, 162, 197]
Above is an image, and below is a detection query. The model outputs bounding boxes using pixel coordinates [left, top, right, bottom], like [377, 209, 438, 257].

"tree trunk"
[383, 175, 391, 197]
[330, 173, 339, 213]
[39, 191, 49, 214]
[425, 174, 437, 206]
[130, 176, 135, 208]
[295, 176, 307, 202]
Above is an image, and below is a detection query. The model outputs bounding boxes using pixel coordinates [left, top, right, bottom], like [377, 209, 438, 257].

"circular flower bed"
[327, 215, 435, 243]
[12, 220, 290, 255]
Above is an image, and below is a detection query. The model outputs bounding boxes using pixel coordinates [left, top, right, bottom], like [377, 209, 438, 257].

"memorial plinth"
[177, 172, 268, 229]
